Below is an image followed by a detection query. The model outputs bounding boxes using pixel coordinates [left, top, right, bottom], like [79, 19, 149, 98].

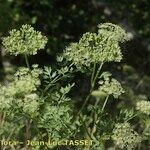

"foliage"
[0, 23, 149, 150]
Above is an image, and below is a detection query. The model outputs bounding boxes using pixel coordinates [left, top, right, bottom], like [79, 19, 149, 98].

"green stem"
[77, 94, 91, 115]
[90, 98, 101, 137]
[92, 62, 103, 88]
[87, 97, 100, 125]
[90, 96, 109, 138]
[77, 62, 104, 115]
[91, 63, 96, 85]
[79, 115, 92, 140]
[24, 54, 30, 68]
[101, 95, 109, 113]
[1, 112, 6, 126]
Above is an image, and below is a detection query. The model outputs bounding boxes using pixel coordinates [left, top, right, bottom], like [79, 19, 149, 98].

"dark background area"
[0, 0, 150, 70]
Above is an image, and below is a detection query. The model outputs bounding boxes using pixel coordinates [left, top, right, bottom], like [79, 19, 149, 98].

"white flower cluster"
[22, 93, 39, 117]
[0, 84, 15, 110]
[14, 65, 42, 94]
[112, 122, 141, 149]
[2, 24, 48, 56]
[0, 65, 42, 114]
[98, 72, 125, 98]
[98, 23, 129, 43]
[63, 23, 129, 70]
[136, 100, 150, 115]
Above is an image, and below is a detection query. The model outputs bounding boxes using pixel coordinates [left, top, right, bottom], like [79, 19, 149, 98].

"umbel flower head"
[136, 100, 150, 115]
[22, 93, 39, 117]
[98, 72, 125, 98]
[0, 65, 42, 110]
[13, 64, 42, 94]
[2, 24, 48, 56]
[63, 23, 129, 70]
[112, 122, 141, 149]
[98, 23, 128, 43]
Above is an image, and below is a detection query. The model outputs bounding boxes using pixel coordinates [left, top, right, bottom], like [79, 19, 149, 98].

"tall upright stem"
[90, 95, 109, 139]
[101, 95, 109, 113]
[92, 62, 103, 88]
[91, 63, 96, 85]
[77, 62, 104, 115]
